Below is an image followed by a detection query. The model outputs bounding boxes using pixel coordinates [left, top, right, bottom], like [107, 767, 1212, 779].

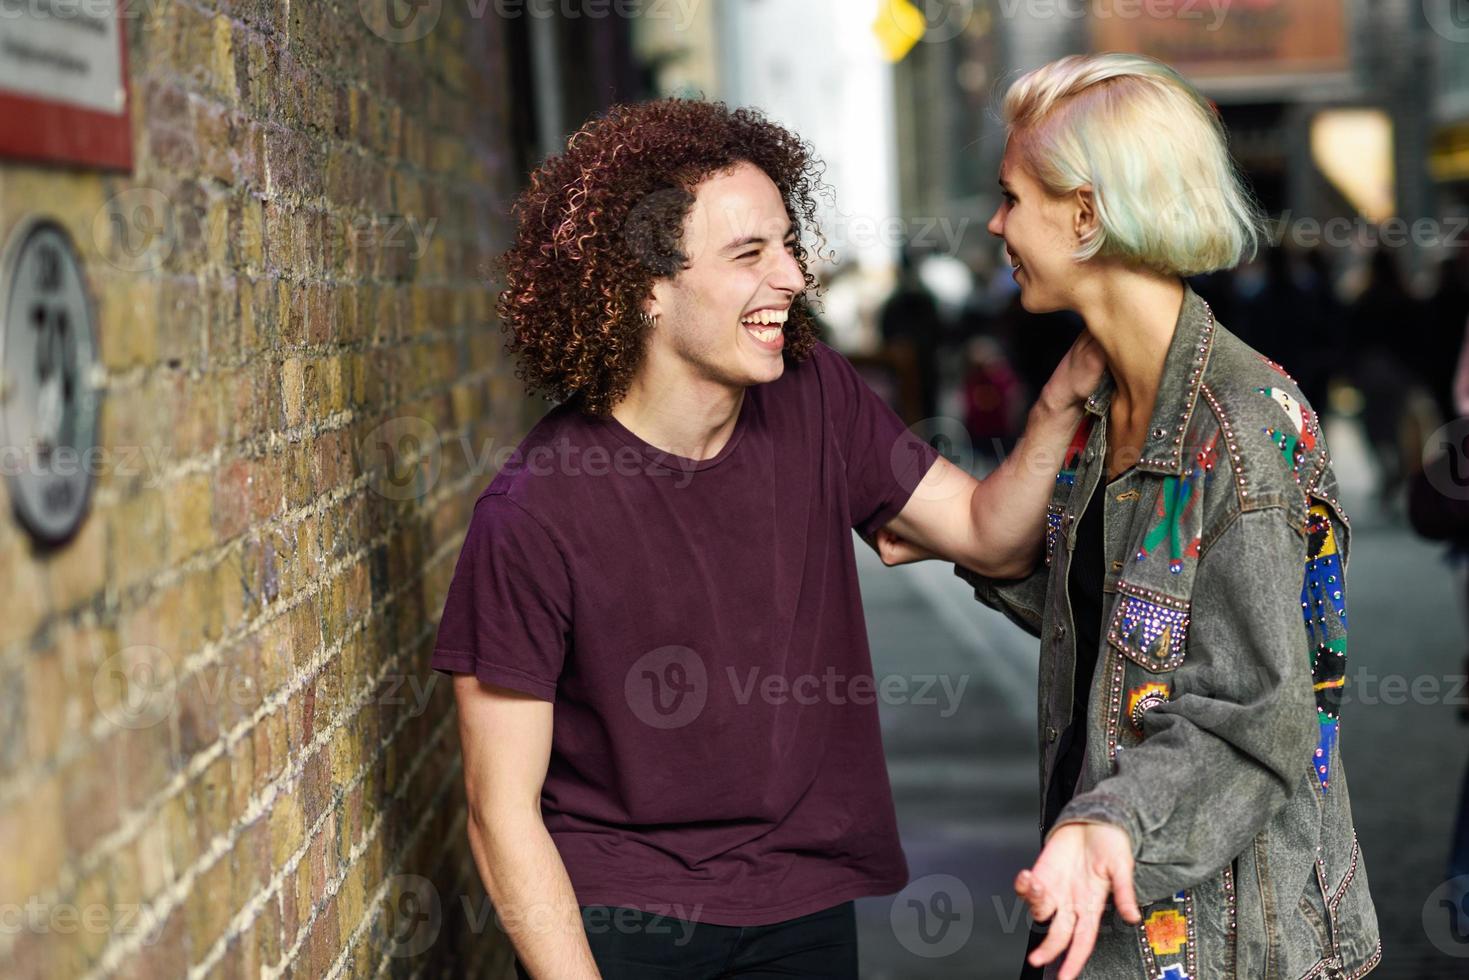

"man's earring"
[640, 312, 658, 327]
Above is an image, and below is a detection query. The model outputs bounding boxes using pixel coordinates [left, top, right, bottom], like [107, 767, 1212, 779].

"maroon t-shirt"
[430, 341, 940, 925]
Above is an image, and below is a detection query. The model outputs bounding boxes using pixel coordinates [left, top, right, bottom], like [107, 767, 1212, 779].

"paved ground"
[852, 417, 1469, 978]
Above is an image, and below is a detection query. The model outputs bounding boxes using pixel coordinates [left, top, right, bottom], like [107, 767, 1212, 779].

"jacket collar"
[1079, 280, 1217, 476]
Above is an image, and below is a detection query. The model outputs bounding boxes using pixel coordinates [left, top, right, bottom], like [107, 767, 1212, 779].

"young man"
[429, 98, 1102, 979]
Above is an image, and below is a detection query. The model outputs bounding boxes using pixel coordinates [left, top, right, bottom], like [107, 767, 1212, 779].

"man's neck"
[610, 354, 746, 461]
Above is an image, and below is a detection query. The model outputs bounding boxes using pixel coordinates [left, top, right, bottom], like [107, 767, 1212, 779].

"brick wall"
[0, 2, 531, 977]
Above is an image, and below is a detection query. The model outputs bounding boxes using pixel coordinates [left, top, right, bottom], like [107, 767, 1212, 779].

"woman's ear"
[1073, 185, 1097, 242]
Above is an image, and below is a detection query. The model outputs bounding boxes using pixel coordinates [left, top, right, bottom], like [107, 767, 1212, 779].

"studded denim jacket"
[957, 282, 1381, 979]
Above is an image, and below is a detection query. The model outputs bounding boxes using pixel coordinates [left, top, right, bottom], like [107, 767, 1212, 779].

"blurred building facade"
[889, 0, 1451, 278]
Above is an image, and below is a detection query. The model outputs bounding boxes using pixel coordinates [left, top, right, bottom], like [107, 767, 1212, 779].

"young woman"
[880, 53, 1381, 979]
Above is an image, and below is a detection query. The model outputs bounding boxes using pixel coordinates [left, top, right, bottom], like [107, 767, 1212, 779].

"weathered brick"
[165, 472, 216, 565]
[110, 486, 167, 592]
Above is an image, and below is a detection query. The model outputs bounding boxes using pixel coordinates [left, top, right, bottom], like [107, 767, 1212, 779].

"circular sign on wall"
[0, 218, 100, 546]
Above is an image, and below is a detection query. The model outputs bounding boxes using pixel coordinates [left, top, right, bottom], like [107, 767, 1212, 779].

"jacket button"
[1056, 624, 1067, 639]
[1047, 726, 1058, 743]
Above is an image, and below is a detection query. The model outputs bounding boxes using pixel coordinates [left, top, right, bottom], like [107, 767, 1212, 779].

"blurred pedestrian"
[1407, 314, 1469, 913]
[879, 243, 944, 423]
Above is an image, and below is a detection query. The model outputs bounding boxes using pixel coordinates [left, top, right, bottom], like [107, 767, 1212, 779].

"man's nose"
[772, 246, 806, 294]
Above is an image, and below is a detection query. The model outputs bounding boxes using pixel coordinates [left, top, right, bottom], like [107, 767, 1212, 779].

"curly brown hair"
[494, 98, 831, 416]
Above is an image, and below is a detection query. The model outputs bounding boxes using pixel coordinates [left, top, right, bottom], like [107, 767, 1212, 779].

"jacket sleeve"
[953, 561, 1048, 639]
[1051, 505, 1319, 904]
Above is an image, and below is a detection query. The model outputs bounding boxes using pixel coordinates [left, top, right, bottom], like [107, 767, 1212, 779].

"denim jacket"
[958, 282, 1381, 979]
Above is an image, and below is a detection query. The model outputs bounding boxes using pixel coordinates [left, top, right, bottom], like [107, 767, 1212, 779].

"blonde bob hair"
[1001, 52, 1265, 276]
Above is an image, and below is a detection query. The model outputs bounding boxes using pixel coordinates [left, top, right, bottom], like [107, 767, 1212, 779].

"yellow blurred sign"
[1089, 0, 1348, 86]
[874, 0, 927, 63]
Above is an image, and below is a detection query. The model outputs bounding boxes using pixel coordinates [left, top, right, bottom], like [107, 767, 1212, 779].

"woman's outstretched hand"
[1016, 822, 1142, 980]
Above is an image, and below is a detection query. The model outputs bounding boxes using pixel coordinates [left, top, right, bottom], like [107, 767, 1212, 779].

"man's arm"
[881, 332, 1102, 578]
[454, 675, 600, 980]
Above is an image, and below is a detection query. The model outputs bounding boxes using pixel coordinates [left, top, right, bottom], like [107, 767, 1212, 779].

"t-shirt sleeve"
[815, 343, 941, 539]
[429, 492, 571, 702]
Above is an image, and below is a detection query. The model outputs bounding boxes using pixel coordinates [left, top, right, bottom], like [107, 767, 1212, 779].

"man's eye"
[737, 250, 759, 260]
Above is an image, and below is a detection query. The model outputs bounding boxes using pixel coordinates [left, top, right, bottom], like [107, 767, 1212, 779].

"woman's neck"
[1073, 269, 1186, 430]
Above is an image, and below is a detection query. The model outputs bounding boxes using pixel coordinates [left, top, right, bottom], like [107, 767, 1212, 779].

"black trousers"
[512, 900, 858, 979]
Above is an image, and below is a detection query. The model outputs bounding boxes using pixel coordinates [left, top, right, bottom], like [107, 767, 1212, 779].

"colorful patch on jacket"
[1259, 386, 1318, 474]
[1302, 502, 1347, 792]
[1137, 895, 1196, 980]
[1128, 682, 1171, 733]
[1115, 594, 1189, 663]
[1145, 908, 1188, 955]
[1044, 506, 1065, 567]
[1056, 416, 1095, 486]
[1135, 432, 1216, 573]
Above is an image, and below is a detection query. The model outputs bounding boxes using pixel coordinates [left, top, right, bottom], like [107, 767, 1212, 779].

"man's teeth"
[740, 309, 789, 326]
[747, 326, 782, 342]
